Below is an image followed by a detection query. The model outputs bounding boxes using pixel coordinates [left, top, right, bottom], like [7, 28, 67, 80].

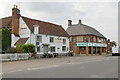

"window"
[97, 37, 99, 42]
[63, 39, 66, 44]
[88, 37, 91, 42]
[101, 39, 103, 43]
[69, 37, 72, 42]
[84, 37, 87, 42]
[77, 36, 83, 42]
[72, 37, 76, 42]
[50, 47, 55, 52]
[37, 36, 42, 42]
[70, 46, 73, 51]
[104, 39, 106, 43]
[80, 47, 85, 50]
[94, 37, 96, 42]
[50, 37, 54, 43]
[62, 46, 66, 51]
[37, 46, 40, 52]
[36, 42, 40, 52]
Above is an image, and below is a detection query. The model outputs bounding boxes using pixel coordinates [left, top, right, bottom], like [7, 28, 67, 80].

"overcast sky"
[0, 1, 118, 45]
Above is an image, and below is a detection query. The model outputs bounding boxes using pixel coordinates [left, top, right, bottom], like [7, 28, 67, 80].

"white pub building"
[1, 5, 69, 56]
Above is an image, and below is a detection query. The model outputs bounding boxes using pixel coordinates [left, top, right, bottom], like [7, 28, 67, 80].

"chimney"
[108, 39, 110, 42]
[68, 20, 72, 26]
[78, 19, 82, 24]
[12, 4, 20, 35]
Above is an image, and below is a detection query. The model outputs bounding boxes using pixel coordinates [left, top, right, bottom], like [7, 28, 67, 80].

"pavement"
[1, 55, 118, 78]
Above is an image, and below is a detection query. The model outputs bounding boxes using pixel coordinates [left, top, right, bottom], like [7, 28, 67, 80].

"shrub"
[106, 52, 111, 54]
[16, 44, 35, 53]
[0, 28, 11, 51]
[6, 47, 16, 53]
[16, 44, 24, 53]
[23, 44, 35, 53]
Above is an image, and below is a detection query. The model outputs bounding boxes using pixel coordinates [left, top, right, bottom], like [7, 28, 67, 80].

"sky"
[0, 0, 118, 45]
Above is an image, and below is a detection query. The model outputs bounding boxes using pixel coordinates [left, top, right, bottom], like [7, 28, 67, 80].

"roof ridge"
[0, 16, 12, 20]
[21, 16, 60, 26]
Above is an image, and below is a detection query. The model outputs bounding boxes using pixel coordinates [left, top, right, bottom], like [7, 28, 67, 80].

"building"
[0, 5, 69, 55]
[66, 20, 110, 56]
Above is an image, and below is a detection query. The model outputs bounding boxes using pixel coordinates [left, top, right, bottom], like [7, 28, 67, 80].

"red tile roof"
[15, 37, 29, 45]
[0, 16, 12, 29]
[21, 16, 69, 37]
[0, 16, 69, 37]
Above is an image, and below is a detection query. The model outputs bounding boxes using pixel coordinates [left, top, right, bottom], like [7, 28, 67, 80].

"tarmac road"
[2, 56, 118, 78]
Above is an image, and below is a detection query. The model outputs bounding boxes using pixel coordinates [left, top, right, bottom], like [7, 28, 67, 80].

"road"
[2, 56, 118, 78]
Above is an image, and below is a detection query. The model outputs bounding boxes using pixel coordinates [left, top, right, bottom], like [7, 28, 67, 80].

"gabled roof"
[66, 24, 106, 38]
[0, 16, 12, 29]
[21, 16, 69, 37]
[0, 16, 69, 37]
[15, 37, 29, 45]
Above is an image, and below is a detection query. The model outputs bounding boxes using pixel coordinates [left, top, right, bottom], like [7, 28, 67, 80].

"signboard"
[88, 43, 92, 46]
[54, 38, 63, 43]
[76, 43, 88, 46]
[77, 42, 107, 47]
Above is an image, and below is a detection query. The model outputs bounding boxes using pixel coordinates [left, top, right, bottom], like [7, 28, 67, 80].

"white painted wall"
[34, 34, 69, 54]
[19, 17, 31, 38]
[11, 34, 19, 47]
[11, 16, 69, 55]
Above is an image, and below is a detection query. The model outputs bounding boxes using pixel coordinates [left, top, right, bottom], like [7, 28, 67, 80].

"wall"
[19, 17, 31, 38]
[30, 34, 69, 54]
[11, 34, 19, 47]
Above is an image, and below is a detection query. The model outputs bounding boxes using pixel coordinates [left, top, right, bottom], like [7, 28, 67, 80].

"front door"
[43, 45, 48, 54]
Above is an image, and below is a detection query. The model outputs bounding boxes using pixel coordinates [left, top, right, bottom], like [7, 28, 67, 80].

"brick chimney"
[78, 19, 82, 24]
[68, 20, 72, 26]
[12, 5, 20, 35]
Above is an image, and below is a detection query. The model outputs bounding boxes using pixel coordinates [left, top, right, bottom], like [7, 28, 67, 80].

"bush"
[23, 44, 35, 53]
[16, 44, 35, 53]
[16, 44, 24, 53]
[6, 44, 35, 53]
[6, 47, 16, 53]
[106, 52, 111, 54]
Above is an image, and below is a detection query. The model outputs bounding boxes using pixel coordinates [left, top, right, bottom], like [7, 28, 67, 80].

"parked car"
[112, 53, 120, 56]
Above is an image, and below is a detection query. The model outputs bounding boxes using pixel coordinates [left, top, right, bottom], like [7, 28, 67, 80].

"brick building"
[66, 20, 111, 56]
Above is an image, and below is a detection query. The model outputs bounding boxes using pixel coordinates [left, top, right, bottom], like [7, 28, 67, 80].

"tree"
[0, 28, 11, 51]
[111, 41, 117, 47]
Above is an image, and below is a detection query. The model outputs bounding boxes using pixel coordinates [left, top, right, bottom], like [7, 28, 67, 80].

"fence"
[0, 53, 30, 62]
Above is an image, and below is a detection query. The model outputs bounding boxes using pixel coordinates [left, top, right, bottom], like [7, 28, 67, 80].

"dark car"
[112, 53, 120, 56]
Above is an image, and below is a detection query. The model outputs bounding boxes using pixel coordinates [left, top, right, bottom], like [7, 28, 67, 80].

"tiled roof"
[0, 16, 69, 37]
[0, 16, 12, 29]
[66, 24, 106, 38]
[21, 16, 69, 37]
[15, 37, 29, 45]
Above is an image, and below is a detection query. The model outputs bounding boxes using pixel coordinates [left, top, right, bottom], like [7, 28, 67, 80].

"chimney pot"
[78, 19, 82, 24]
[14, 4, 16, 8]
[16, 5, 18, 9]
[68, 20, 72, 26]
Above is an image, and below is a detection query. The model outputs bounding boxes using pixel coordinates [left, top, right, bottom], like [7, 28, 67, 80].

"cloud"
[0, 1, 118, 44]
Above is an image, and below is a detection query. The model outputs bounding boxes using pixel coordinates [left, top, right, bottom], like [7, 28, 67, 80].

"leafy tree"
[0, 28, 11, 51]
[111, 41, 117, 47]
